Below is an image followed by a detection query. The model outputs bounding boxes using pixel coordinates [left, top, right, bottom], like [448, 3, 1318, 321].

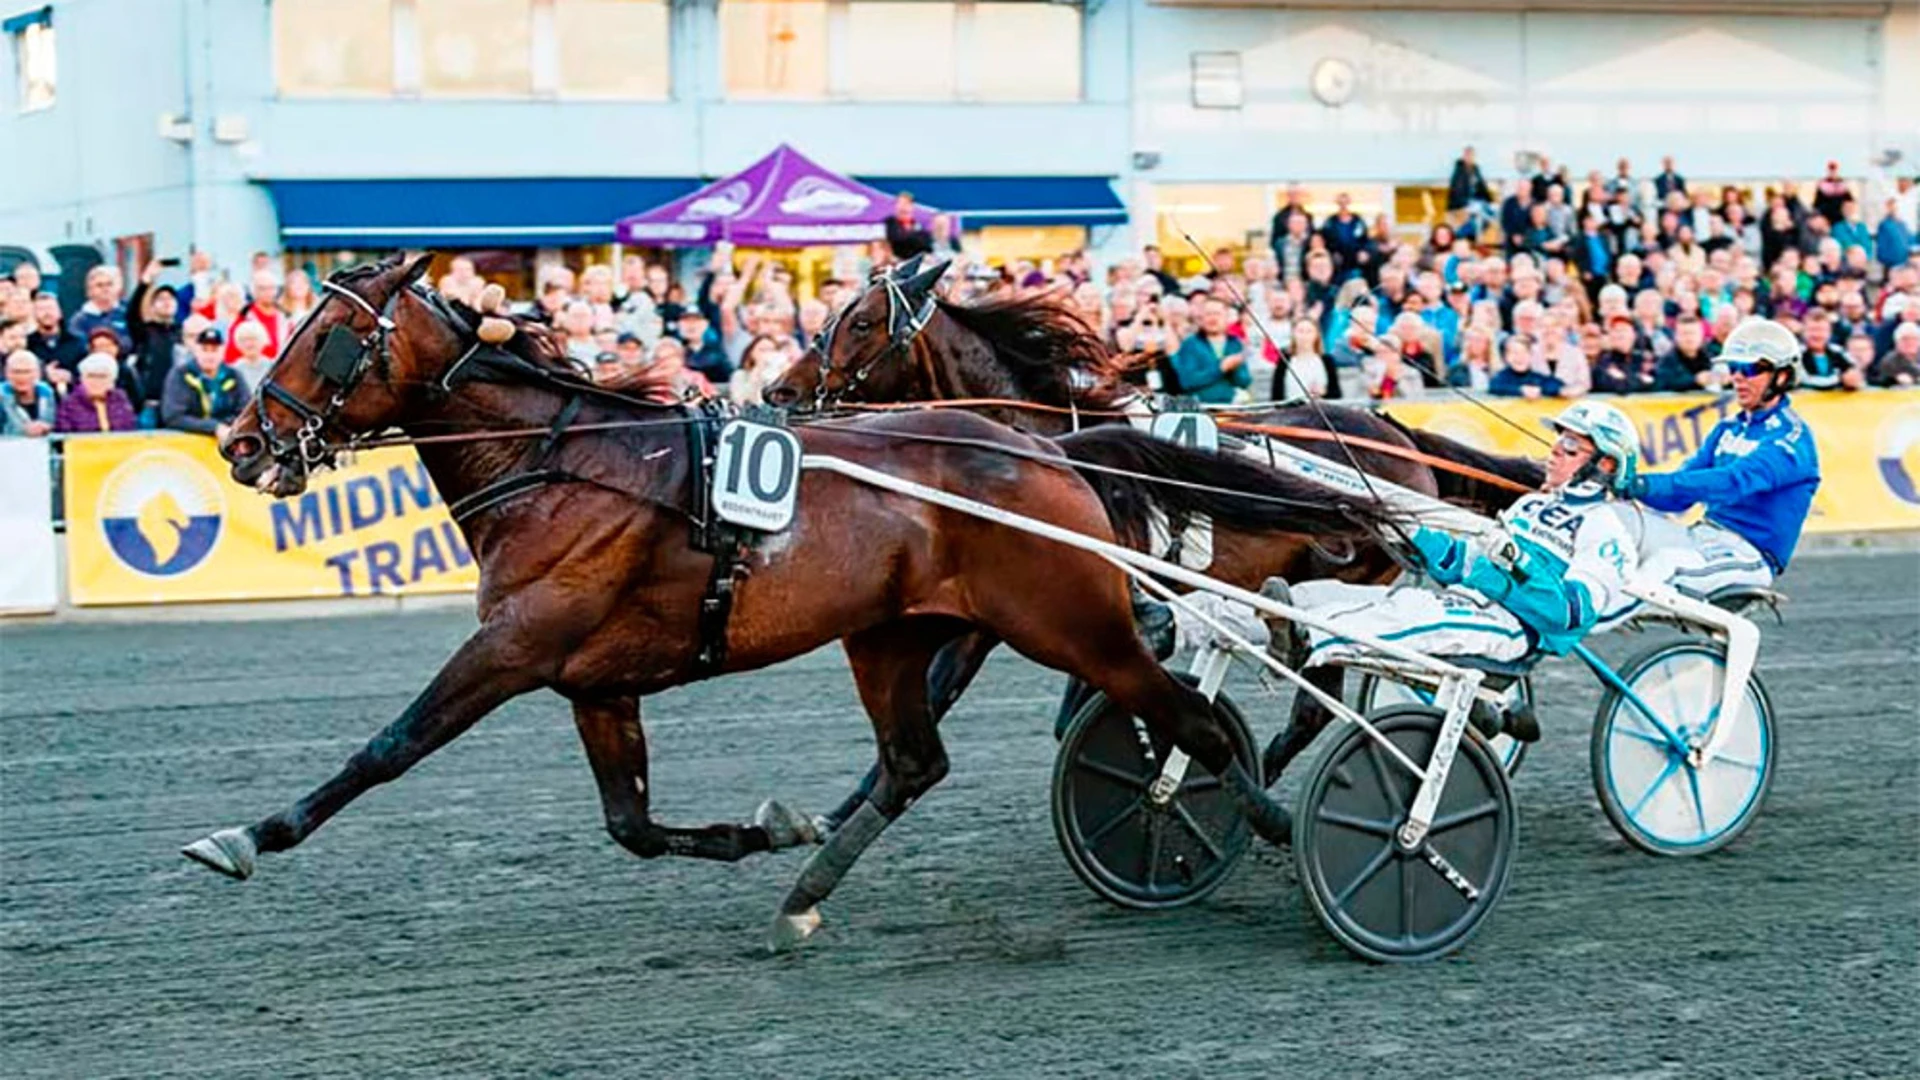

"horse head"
[223, 252, 460, 496]
[766, 255, 949, 409]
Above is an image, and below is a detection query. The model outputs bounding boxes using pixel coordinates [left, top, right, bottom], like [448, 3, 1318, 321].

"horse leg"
[1261, 666, 1345, 786]
[988, 579, 1293, 848]
[570, 695, 804, 863]
[181, 626, 546, 880]
[771, 616, 968, 951]
[816, 629, 998, 833]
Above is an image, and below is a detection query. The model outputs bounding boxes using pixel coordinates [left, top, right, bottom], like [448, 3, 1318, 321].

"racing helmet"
[1541, 400, 1640, 494]
[1719, 316, 1802, 393]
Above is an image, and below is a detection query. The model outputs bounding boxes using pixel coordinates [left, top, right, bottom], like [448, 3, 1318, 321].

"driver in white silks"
[1257, 400, 1645, 743]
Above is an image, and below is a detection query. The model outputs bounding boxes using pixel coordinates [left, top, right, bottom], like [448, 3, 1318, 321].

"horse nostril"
[226, 435, 263, 462]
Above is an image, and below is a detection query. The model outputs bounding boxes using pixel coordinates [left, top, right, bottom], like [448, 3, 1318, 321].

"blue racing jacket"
[1638, 396, 1820, 572]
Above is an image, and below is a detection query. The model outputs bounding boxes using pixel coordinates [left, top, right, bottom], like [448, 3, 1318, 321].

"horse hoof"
[767, 907, 822, 953]
[181, 827, 257, 880]
[755, 799, 821, 850]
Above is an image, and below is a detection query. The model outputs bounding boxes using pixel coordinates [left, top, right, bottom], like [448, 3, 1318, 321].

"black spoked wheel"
[1353, 672, 1531, 777]
[1294, 705, 1517, 963]
[1051, 675, 1258, 910]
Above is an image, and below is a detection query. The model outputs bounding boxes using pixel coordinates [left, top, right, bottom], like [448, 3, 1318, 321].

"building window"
[551, 0, 670, 99]
[722, 0, 830, 99]
[417, 0, 532, 97]
[721, 0, 1079, 103]
[1191, 52, 1243, 110]
[9, 8, 57, 111]
[971, 4, 1078, 103]
[273, 0, 668, 100]
[845, 2, 956, 101]
[273, 0, 395, 97]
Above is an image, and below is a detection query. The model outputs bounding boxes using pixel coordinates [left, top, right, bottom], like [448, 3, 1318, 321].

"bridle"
[248, 277, 402, 474]
[808, 264, 936, 410]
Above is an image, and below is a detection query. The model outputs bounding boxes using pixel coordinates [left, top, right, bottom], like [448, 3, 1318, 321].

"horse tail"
[1055, 427, 1405, 550]
[1378, 414, 1546, 513]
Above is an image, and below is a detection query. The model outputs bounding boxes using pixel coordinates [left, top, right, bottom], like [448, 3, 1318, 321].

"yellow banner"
[63, 432, 478, 605]
[1385, 390, 1920, 535]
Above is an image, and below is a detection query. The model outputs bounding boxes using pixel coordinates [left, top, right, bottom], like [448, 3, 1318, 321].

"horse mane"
[1376, 411, 1546, 512]
[934, 292, 1131, 409]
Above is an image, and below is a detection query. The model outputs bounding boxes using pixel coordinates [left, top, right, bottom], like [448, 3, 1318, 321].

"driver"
[1263, 401, 1643, 742]
[1621, 316, 1820, 597]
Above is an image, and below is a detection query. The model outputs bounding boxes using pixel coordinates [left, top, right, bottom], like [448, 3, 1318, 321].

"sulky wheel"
[1294, 704, 1517, 963]
[1051, 674, 1258, 910]
[1353, 672, 1530, 776]
[1591, 638, 1776, 857]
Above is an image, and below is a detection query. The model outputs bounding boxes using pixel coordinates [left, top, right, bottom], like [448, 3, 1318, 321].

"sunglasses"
[1550, 434, 1591, 456]
[1722, 360, 1777, 379]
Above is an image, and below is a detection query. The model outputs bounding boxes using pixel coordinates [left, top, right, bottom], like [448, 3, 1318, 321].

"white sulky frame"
[801, 453, 1486, 852]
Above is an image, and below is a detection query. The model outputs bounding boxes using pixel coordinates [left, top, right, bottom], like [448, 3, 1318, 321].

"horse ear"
[893, 253, 926, 281]
[900, 257, 951, 302]
[399, 252, 436, 288]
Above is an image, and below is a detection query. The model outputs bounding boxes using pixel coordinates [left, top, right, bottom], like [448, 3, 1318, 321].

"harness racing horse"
[183, 254, 1402, 949]
[765, 258, 1547, 783]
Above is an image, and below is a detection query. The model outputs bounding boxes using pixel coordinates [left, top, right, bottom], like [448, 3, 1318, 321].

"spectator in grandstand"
[126, 263, 183, 425]
[885, 191, 934, 262]
[0, 318, 25, 359]
[282, 268, 319, 323]
[54, 354, 138, 434]
[1590, 317, 1658, 394]
[1447, 146, 1495, 238]
[1320, 193, 1370, 282]
[1873, 323, 1920, 387]
[1878, 197, 1917, 270]
[1490, 334, 1561, 399]
[1360, 333, 1416, 401]
[68, 266, 129, 347]
[2, 350, 55, 437]
[675, 308, 731, 385]
[1169, 297, 1250, 403]
[647, 335, 714, 402]
[226, 268, 287, 362]
[228, 320, 274, 392]
[1797, 309, 1854, 391]
[1652, 156, 1685, 202]
[10, 260, 41, 295]
[1272, 317, 1336, 400]
[162, 326, 248, 440]
[1811, 161, 1851, 226]
[27, 291, 83, 390]
[729, 334, 794, 406]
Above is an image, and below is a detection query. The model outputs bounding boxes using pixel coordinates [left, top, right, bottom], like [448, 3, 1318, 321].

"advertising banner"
[1385, 390, 1920, 535]
[0, 438, 59, 615]
[62, 433, 477, 606]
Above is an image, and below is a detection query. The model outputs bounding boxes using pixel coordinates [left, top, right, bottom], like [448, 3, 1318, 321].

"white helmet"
[1719, 317, 1802, 391]
[1542, 400, 1640, 495]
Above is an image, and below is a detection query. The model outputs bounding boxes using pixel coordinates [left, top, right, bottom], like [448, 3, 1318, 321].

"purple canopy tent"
[614, 144, 935, 248]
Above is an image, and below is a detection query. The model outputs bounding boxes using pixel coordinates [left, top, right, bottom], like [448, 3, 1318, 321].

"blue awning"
[3, 6, 52, 34]
[262, 178, 701, 250]
[855, 176, 1127, 228]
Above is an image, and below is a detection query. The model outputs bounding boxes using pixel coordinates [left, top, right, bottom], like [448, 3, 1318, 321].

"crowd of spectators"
[6, 153, 1918, 446]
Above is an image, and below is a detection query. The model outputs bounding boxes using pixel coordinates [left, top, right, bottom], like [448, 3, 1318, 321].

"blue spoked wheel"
[1590, 639, 1776, 857]
[1051, 674, 1258, 910]
[1294, 705, 1517, 963]
[1353, 673, 1530, 777]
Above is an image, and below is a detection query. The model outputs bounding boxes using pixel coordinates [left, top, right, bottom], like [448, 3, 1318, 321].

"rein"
[825, 397, 1534, 496]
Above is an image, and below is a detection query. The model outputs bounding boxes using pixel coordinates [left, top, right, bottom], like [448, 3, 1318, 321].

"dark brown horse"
[185, 254, 1399, 948]
[766, 259, 1546, 780]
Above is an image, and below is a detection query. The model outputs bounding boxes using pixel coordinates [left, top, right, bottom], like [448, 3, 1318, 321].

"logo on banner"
[97, 449, 226, 576]
[1875, 404, 1920, 506]
[684, 181, 751, 220]
[779, 177, 870, 218]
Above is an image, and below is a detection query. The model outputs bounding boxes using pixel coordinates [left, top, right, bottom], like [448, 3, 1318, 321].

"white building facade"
[1, 0, 1914, 278]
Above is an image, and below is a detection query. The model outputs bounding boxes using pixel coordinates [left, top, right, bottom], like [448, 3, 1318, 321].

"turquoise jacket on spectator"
[1831, 219, 1871, 257]
[1877, 217, 1915, 268]
[1169, 333, 1250, 404]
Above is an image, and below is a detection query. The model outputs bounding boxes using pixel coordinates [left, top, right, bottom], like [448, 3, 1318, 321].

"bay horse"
[184, 254, 1402, 949]
[765, 258, 1546, 781]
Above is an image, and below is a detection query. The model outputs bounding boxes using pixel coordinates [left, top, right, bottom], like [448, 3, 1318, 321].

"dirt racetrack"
[3, 549, 1915, 1078]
